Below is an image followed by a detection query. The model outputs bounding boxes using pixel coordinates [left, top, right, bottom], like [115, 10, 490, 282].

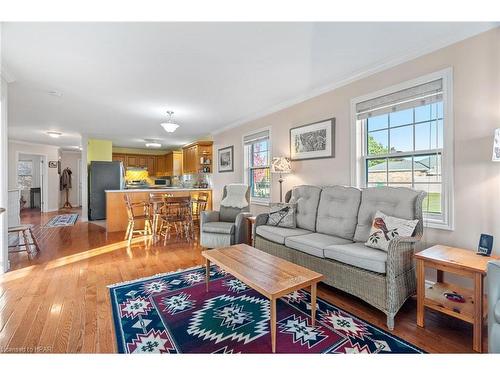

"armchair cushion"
[202, 221, 235, 235]
[324, 242, 388, 274]
[285, 233, 352, 258]
[201, 210, 220, 224]
[255, 225, 311, 245]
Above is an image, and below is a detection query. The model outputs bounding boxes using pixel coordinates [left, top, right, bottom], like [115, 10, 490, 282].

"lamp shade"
[493, 128, 500, 161]
[271, 157, 292, 174]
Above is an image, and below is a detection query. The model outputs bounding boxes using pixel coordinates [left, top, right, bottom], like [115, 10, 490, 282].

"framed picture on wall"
[218, 145, 234, 173]
[289, 118, 335, 161]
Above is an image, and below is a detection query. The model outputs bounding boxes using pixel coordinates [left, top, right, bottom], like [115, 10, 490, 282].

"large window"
[243, 129, 271, 203]
[17, 160, 33, 190]
[352, 70, 453, 229]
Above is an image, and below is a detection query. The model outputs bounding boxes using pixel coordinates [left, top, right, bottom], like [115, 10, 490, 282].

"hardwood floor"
[0, 209, 484, 353]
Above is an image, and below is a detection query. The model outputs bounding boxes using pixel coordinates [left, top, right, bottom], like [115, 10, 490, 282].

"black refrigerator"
[89, 161, 124, 220]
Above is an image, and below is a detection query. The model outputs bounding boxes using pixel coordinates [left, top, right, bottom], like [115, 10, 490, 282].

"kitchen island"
[105, 188, 212, 232]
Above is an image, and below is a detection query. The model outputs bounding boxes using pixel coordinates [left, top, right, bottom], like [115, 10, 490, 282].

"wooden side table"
[415, 245, 499, 352]
[246, 216, 257, 246]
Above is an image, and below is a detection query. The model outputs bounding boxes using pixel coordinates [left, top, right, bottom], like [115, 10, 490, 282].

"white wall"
[8, 141, 60, 212]
[60, 150, 81, 207]
[213, 27, 500, 255]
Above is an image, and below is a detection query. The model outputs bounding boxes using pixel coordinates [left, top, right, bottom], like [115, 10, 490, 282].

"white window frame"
[350, 68, 454, 230]
[242, 126, 272, 206]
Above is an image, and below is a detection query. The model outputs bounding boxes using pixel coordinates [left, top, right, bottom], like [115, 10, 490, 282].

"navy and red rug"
[109, 265, 424, 354]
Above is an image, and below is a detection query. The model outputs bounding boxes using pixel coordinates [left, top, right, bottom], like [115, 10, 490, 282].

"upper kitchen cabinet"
[165, 151, 183, 176]
[156, 151, 182, 176]
[182, 141, 213, 174]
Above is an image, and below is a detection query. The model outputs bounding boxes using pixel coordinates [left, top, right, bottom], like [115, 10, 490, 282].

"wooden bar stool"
[191, 192, 209, 226]
[8, 224, 41, 259]
[124, 194, 153, 245]
[158, 195, 194, 244]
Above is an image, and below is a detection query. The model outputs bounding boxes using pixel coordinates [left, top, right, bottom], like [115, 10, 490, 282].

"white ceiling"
[2, 22, 497, 149]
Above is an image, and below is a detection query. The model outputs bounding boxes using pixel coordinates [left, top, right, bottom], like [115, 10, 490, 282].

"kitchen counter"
[104, 188, 212, 232]
[105, 187, 212, 192]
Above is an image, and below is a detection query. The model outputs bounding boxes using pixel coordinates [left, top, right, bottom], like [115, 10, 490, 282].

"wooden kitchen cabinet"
[156, 155, 167, 175]
[182, 141, 213, 174]
[113, 151, 183, 177]
[112, 154, 126, 164]
[164, 151, 183, 176]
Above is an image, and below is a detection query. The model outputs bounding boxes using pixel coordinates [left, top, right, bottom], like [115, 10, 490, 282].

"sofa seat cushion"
[285, 233, 353, 258]
[256, 225, 311, 245]
[324, 242, 388, 274]
[202, 221, 235, 235]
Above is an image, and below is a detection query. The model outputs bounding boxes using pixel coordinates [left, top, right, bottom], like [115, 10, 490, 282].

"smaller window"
[243, 130, 271, 204]
[18, 160, 33, 190]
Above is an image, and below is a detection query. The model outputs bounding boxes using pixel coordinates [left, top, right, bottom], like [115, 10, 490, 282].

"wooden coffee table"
[202, 243, 324, 353]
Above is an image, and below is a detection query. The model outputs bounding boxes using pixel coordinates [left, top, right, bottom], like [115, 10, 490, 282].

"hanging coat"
[60, 168, 72, 191]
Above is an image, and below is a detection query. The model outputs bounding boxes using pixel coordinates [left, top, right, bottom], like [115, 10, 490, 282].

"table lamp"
[271, 157, 292, 203]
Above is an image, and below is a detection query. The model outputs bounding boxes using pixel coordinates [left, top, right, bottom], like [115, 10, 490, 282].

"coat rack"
[60, 167, 73, 209]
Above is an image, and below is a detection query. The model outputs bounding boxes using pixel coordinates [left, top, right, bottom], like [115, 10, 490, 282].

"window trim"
[350, 68, 454, 230]
[17, 159, 34, 190]
[241, 126, 272, 206]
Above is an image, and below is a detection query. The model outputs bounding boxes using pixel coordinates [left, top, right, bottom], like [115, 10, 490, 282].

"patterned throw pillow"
[267, 203, 297, 228]
[365, 211, 419, 251]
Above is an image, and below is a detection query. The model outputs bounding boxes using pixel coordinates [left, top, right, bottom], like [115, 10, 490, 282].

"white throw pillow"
[365, 211, 419, 251]
[267, 203, 297, 228]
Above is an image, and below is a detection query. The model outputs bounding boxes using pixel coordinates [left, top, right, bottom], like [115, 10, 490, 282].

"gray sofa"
[253, 185, 426, 330]
[200, 185, 252, 248]
[488, 260, 500, 353]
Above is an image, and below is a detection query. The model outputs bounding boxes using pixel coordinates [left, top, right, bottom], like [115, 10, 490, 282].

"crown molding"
[212, 23, 499, 135]
[9, 139, 61, 149]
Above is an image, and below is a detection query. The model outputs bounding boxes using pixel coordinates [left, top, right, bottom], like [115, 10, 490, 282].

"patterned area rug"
[109, 266, 424, 354]
[45, 213, 79, 227]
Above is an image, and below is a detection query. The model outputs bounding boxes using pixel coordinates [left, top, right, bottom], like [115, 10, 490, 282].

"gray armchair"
[200, 185, 251, 248]
[488, 260, 500, 353]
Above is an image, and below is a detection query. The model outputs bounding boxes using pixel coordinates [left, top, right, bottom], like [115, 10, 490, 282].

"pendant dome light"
[160, 110, 180, 133]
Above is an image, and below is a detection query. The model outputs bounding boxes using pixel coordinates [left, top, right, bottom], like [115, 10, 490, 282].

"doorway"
[17, 153, 47, 213]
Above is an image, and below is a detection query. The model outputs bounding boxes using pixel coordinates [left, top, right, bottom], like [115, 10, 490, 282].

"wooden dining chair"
[158, 195, 194, 244]
[191, 192, 209, 226]
[124, 194, 153, 245]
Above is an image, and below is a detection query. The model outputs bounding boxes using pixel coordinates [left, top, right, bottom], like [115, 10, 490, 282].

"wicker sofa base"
[254, 235, 416, 330]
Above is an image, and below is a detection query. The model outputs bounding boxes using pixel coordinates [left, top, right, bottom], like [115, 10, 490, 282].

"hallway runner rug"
[45, 213, 79, 227]
[108, 265, 424, 354]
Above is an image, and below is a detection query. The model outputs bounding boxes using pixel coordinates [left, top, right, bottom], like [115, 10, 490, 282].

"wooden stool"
[124, 194, 153, 245]
[8, 224, 41, 259]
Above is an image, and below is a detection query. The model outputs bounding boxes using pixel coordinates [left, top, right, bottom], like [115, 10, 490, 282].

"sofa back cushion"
[289, 185, 322, 231]
[316, 186, 361, 240]
[354, 186, 420, 243]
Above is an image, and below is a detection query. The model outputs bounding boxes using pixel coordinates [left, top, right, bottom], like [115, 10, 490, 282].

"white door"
[39, 158, 45, 212]
[77, 159, 82, 207]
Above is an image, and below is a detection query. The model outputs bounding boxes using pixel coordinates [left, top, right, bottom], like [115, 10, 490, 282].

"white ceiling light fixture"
[47, 90, 63, 97]
[46, 131, 62, 138]
[160, 110, 180, 133]
[145, 139, 162, 148]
